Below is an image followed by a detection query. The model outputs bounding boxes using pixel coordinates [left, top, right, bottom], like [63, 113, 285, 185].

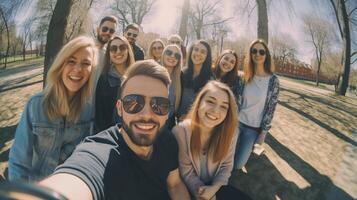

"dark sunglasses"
[127, 32, 138, 38]
[152, 46, 163, 50]
[169, 40, 181, 45]
[121, 94, 170, 116]
[101, 26, 115, 34]
[251, 48, 266, 56]
[164, 49, 181, 60]
[110, 44, 128, 53]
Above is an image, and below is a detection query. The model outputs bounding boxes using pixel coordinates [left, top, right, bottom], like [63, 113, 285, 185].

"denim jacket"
[236, 74, 280, 134]
[9, 92, 94, 182]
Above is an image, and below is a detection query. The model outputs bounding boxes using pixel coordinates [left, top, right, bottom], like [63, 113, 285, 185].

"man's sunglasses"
[110, 44, 128, 53]
[127, 32, 138, 38]
[121, 94, 170, 116]
[164, 49, 181, 60]
[169, 40, 181, 45]
[101, 26, 115, 34]
[251, 48, 266, 56]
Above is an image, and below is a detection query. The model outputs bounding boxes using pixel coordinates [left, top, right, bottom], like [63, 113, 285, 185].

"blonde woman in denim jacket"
[234, 39, 279, 170]
[9, 36, 98, 181]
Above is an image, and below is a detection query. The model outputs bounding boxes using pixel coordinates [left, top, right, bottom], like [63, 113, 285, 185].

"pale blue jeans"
[234, 122, 260, 170]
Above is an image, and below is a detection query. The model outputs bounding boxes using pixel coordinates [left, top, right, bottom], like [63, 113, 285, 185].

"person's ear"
[116, 99, 122, 117]
[97, 26, 100, 34]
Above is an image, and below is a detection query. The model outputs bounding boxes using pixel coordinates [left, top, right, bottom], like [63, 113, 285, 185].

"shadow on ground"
[278, 86, 357, 147]
[0, 125, 16, 181]
[230, 134, 354, 200]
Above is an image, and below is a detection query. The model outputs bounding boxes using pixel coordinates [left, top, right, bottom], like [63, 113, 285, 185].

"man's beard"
[122, 119, 163, 147]
[97, 34, 108, 45]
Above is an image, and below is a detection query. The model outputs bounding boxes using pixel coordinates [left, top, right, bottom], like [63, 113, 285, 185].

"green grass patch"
[0, 54, 42, 64]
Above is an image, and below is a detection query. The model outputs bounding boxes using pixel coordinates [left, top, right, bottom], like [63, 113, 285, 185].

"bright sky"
[17, 0, 356, 67]
[89, 0, 345, 65]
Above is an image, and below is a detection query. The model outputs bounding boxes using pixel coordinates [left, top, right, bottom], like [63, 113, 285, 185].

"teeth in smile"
[136, 124, 155, 130]
[69, 76, 82, 80]
[206, 113, 218, 120]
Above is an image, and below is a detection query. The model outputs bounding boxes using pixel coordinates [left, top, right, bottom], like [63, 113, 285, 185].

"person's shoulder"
[84, 125, 121, 146]
[135, 44, 144, 51]
[173, 120, 191, 137]
[26, 92, 45, 108]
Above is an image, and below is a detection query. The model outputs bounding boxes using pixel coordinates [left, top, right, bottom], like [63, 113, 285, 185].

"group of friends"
[8, 15, 279, 200]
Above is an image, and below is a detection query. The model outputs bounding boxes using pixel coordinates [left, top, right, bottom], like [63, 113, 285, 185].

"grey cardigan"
[236, 74, 280, 134]
[172, 120, 238, 196]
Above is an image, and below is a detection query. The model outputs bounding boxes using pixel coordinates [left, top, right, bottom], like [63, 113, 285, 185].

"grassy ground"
[0, 55, 43, 68]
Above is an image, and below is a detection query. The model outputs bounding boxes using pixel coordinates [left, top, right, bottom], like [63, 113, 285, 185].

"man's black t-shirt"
[54, 125, 179, 200]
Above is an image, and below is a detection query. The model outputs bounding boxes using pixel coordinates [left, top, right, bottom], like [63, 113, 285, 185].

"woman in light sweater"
[173, 81, 251, 200]
[234, 39, 280, 170]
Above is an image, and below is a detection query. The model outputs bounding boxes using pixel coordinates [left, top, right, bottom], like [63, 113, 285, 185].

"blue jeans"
[234, 123, 260, 170]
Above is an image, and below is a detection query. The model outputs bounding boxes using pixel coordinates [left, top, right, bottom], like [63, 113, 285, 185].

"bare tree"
[270, 32, 298, 69]
[0, 6, 10, 69]
[0, 0, 28, 69]
[179, 0, 190, 42]
[256, 0, 268, 43]
[329, 0, 357, 95]
[65, 0, 94, 42]
[236, 0, 295, 45]
[44, 0, 74, 86]
[111, 0, 156, 27]
[303, 14, 333, 86]
[188, 0, 231, 40]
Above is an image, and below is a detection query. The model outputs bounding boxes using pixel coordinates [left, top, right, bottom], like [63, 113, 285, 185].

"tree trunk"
[316, 61, 321, 86]
[0, 7, 10, 69]
[44, 0, 73, 87]
[337, 0, 351, 96]
[179, 0, 190, 42]
[256, 0, 268, 44]
[22, 39, 26, 61]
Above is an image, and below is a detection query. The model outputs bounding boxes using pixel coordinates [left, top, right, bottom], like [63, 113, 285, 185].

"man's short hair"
[99, 15, 118, 26]
[120, 60, 171, 98]
[124, 23, 140, 32]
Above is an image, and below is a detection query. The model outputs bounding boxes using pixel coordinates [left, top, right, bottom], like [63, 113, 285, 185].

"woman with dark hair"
[177, 40, 213, 120]
[234, 39, 280, 170]
[94, 35, 135, 133]
[212, 49, 240, 96]
[173, 81, 251, 200]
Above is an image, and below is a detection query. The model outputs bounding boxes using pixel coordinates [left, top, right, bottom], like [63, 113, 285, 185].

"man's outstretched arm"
[39, 173, 93, 200]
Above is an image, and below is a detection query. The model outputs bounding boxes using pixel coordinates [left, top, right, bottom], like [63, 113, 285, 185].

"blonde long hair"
[148, 39, 165, 61]
[187, 80, 238, 163]
[43, 36, 98, 122]
[162, 44, 182, 112]
[243, 39, 274, 83]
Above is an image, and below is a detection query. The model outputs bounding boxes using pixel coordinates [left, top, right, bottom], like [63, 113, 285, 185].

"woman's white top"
[239, 75, 271, 128]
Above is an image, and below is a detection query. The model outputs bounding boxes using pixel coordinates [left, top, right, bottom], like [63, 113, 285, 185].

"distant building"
[274, 57, 335, 84]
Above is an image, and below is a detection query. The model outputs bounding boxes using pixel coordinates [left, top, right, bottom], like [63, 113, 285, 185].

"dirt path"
[0, 66, 356, 199]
